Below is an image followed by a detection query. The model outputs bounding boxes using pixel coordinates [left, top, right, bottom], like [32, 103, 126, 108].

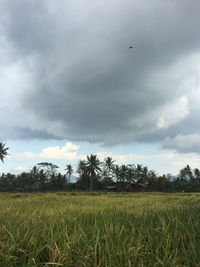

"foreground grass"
[0, 192, 200, 266]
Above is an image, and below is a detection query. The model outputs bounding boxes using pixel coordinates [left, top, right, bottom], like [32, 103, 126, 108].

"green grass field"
[0, 192, 200, 266]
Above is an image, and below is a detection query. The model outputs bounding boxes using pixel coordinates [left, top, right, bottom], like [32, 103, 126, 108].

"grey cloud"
[163, 134, 200, 153]
[1, 0, 200, 147]
[0, 127, 60, 141]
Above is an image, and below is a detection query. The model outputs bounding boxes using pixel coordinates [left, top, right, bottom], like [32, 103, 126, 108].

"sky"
[1, 0, 200, 176]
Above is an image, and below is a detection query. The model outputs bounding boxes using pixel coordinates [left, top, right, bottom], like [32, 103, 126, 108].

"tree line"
[1, 142, 200, 192]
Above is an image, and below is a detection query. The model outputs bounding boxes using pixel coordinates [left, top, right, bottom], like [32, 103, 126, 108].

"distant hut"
[132, 183, 148, 192]
[105, 182, 148, 192]
[105, 185, 116, 192]
[115, 182, 132, 192]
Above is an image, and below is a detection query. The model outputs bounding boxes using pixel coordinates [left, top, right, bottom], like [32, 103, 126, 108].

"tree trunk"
[90, 171, 94, 191]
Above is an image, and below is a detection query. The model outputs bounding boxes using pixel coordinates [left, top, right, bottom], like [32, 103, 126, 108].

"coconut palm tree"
[102, 157, 115, 183]
[64, 164, 73, 182]
[77, 160, 87, 176]
[126, 166, 135, 184]
[119, 164, 128, 182]
[179, 165, 193, 184]
[113, 164, 121, 182]
[140, 166, 149, 184]
[85, 154, 101, 191]
[194, 168, 200, 183]
[0, 143, 9, 163]
[135, 164, 143, 183]
[76, 160, 90, 190]
[103, 157, 115, 172]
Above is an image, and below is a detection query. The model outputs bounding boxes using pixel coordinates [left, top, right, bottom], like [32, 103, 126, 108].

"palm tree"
[85, 154, 101, 191]
[135, 164, 143, 183]
[30, 165, 40, 191]
[103, 157, 115, 173]
[179, 165, 193, 184]
[113, 164, 121, 182]
[194, 168, 200, 184]
[64, 164, 73, 182]
[126, 166, 135, 184]
[194, 168, 200, 178]
[147, 170, 157, 190]
[76, 160, 89, 190]
[77, 160, 87, 176]
[103, 157, 115, 183]
[119, 164, 128, 182]
[140, 166, 148, 184]
[0, 143, 9, 163]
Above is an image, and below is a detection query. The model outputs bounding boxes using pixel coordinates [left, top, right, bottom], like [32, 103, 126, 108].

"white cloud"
[156, 96, 189, 129]
[41, 142, 79, 159]
[158, 151, 200, 169]
[11, 142, 81, 160]
[11, 143, 148, 163]
[9, 166, 30, 175]
[96, 151, 146, 164]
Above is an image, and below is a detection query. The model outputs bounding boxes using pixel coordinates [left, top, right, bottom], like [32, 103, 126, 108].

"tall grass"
[0, 192, 200, 266]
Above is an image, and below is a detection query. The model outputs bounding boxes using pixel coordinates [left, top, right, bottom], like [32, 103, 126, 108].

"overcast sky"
[1, 0, 200, 175]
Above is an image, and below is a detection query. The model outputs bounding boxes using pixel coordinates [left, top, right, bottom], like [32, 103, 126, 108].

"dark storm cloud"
[0, 127, 60, 141]
[1, 0, 200, 149]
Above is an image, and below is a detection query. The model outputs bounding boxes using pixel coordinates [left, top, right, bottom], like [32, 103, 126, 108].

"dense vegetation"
[1, 142, 200, 192]
[1, 159, 200, 193]
[0, 192, 200, 266]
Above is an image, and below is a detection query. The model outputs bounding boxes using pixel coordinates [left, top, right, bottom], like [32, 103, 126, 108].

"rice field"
[0, 192, 200, 266]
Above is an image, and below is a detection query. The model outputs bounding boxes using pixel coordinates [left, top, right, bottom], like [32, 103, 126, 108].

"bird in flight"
[129, 46, 134, 49]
